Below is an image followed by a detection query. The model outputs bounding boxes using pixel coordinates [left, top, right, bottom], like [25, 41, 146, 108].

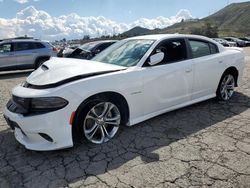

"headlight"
[30, 97, 68, 113]
[11, 96, 68, 115]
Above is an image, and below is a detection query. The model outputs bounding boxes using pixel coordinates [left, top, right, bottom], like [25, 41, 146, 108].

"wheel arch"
[72, 91, 130, 142]
[222, 66, 239, 86]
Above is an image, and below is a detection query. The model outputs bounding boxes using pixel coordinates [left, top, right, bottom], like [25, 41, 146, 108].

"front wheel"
[216, 73, 235, 101]
[83, 101, 121, 144]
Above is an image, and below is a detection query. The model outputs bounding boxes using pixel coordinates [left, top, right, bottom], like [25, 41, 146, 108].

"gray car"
[0, 39, 57, 71]
[223, 37, 246, 47]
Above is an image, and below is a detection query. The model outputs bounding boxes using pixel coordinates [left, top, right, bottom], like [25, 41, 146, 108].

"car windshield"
[92, 39, 155, 67]
[79, 42, 99, 51]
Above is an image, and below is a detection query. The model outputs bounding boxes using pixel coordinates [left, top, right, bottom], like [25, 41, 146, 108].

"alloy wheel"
[220, 74, 235, 101]
[83, 102, 121, 144]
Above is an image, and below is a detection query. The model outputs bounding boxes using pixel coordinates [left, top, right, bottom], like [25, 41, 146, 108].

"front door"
[0, 43, 16, 69]
[141, 38, 194, 115]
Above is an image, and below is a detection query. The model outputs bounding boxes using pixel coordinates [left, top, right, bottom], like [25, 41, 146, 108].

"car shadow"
[0, 91, 249, 187]
[0, 70, 32, 80]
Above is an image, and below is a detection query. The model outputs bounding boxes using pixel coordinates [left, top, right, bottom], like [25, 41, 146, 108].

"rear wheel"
[77, 99, 121, 144]
[216, 73, 235, 101]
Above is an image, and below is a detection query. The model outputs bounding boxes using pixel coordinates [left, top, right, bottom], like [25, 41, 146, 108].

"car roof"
[0, 39, 45, 43]
[87, 40, 118, 44]
[127, 34, 215, 42]
[125, 34, 225, 53]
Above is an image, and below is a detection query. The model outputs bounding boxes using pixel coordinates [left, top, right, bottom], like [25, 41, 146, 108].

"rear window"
[14, 42, 46, 51]
[209, 43, 219, 54]
[189, 40, 218, 58]
[15, 42, 34, 51]
[34, 42, 45, 49]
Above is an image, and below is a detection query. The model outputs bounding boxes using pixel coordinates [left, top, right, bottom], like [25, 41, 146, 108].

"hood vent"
[41, 64, 49, 71]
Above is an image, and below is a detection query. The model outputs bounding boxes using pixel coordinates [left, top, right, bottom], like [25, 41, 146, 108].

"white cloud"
[14, 0, 29, 3]
[14, 0, 40, 3]
[0, 6, 193, 41]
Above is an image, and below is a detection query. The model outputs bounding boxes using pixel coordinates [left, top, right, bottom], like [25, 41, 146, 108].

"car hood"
[26, 57, 125, 87]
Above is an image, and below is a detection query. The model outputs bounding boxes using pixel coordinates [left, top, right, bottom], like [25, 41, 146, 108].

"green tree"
[190, 22, 218, 37]
[202, 22, 218, 38]
[190, 27, 203, 35]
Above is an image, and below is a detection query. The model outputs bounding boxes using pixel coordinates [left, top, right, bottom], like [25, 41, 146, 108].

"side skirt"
[128, 94, 216, 126]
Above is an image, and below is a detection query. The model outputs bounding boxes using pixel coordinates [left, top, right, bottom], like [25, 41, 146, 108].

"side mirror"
[148, 52, 164, 66]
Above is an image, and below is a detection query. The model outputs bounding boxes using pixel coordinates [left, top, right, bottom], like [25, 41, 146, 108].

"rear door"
[0, 42, 16, 69]
[188, 39, 224, 100]
[14, 42, 37, 67]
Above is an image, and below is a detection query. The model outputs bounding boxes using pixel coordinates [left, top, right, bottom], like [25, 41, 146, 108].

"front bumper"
[4, 107, 73, 151]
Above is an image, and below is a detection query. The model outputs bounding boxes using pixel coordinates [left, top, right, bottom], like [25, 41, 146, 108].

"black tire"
[73, 97, 123, 144]
[216, 73, 235, 101]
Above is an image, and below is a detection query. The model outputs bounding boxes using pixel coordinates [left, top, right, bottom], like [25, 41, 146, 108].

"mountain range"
[122, 2, 250, 37]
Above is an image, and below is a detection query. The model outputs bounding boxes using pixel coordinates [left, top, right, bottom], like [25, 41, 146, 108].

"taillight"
[53, 47, 58, 53]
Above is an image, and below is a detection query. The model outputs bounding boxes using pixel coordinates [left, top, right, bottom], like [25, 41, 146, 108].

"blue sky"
[0, 0, 249, 22]
[0, 0, 249, 40]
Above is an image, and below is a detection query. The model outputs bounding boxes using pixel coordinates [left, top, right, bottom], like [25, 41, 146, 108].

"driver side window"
[149, 38, 187, 66]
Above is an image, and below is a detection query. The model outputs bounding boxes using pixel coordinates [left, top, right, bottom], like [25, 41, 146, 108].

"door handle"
[185, 68, 192, 73]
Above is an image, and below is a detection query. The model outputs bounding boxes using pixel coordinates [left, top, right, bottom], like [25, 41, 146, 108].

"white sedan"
[4, 34, 245, 151]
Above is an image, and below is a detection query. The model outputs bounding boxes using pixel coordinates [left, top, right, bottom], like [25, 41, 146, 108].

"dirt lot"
[0, 48, 250, 188]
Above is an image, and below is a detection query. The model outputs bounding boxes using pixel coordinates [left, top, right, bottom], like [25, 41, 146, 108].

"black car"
[239, 37, 250, 47]
[66, 40, 117, 59]
[223, 37, 246, 47]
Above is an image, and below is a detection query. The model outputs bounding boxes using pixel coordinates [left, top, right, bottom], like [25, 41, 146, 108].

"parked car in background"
[4, 34, 245, 151]
[212, 38, 237, 47]
[65, 40, 117, 59]
[57, 44, 80, 57]
[0, 38, 57, 71]
[239, 37, 250, 46]
[223, 37, 246, 47]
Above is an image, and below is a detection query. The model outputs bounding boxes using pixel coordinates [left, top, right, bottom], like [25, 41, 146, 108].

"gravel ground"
[0, 48, 250, 188]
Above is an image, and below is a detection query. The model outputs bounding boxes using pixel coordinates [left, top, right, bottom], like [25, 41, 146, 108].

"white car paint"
[26, 57, 125, 86]
[4, 34, 245, 151]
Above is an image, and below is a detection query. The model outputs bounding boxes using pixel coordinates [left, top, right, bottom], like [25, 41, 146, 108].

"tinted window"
[15, 42, 34, 51]
[151, 39, 187, 65]
[209, 43, 218, 54]
[34, 42, 45, 49]
[189, 40, 210, 58]
[0, 43, 13, 53]
[95, 42, 114, 53]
